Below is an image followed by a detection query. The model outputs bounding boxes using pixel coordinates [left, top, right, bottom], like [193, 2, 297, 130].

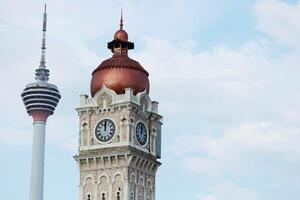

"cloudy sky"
[1, 0, 300, 199]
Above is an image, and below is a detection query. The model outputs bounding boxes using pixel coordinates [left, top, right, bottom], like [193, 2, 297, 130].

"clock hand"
[104, 121, 107, 131]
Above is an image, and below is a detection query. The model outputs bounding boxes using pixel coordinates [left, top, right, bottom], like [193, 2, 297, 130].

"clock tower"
[74, 14, 162, 200]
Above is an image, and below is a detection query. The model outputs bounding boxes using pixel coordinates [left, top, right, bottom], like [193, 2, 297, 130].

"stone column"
[123, 182, 130, 200]
[94, 181, 98, 200]
[127, 121, 132, 144]
[109, 182, 113, 200]
[135, 186, 139, 200]
[143, 188, 147, 200]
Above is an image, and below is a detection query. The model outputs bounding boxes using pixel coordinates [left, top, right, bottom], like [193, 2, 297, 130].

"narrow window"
[130, 191, 134, 200]
[101, 193, 105, 200]
[87, 194, 91, 200]
[116, 191, 120, 200]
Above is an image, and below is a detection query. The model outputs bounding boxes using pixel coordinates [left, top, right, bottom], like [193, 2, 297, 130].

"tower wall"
[76, 16, 162, 200]
[75, 87, 162, 200]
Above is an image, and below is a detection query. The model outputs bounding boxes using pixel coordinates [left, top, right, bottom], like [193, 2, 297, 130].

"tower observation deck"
[21, 82, 60, 121]
[21, 4, 60, 200]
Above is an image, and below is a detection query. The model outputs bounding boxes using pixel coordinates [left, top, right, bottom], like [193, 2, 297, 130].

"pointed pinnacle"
[120, 9, 123, 30]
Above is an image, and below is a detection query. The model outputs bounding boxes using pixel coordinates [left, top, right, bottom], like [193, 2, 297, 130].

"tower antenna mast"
[40, 4, 47, 68]
[35, 4, 49, 82]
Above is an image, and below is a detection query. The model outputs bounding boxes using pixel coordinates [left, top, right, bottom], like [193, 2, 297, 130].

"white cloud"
[135, 36, 300, 131]
[137, 37, 269, 98]
[255, 0, 300, 48]
[198, 182, 259, 200]
[169, 122, 300, 175]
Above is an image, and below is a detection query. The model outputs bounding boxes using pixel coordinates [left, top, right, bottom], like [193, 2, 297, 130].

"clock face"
[95, 119, 116, 142]
[136, 122, 148, 146]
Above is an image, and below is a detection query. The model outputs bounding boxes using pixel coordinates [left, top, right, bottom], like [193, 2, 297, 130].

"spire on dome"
[107, 10, 134, 53]
[120, 9, 123, 30]
[35, 3, 49, 82]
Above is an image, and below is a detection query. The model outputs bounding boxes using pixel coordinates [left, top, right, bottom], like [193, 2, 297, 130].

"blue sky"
[1, 0, 300, 199]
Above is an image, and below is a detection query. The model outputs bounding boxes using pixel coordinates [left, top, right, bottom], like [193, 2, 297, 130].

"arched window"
[101, 193, 105, 200]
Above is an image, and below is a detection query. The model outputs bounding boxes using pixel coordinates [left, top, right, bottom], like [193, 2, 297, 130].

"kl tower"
[21, 4, 61, 200]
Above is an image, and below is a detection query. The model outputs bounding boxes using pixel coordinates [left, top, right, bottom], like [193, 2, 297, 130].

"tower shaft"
[29, 121, 46, 200]
[21, 4, 61, 200]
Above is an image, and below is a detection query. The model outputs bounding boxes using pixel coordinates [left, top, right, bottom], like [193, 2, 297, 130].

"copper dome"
[91, 55, 149, 96]
[90, 15, 150, 96]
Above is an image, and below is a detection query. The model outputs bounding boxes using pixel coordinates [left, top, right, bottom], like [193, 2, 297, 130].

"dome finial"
[120, 9, 123, 30]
